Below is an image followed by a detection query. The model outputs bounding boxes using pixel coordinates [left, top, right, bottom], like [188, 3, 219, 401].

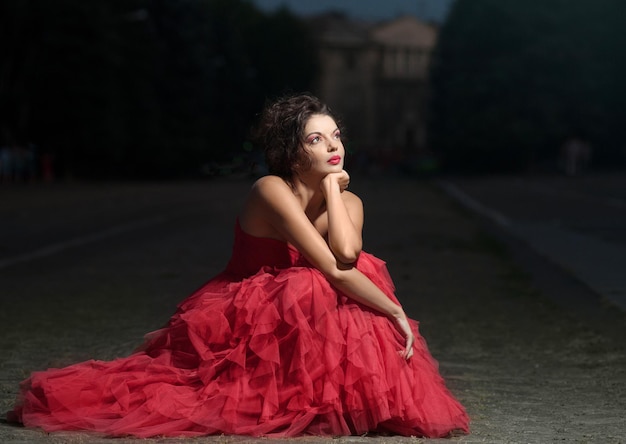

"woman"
[8, 94, 469, 438]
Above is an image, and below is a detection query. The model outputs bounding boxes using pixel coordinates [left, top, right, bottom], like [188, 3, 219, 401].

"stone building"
[311, 14, 438, 169]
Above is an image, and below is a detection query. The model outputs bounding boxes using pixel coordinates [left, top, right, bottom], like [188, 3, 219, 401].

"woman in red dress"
[8, 94, 469, 438]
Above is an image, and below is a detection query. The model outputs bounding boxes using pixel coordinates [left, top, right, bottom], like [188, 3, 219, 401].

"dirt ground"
[0, 177, 624, 444]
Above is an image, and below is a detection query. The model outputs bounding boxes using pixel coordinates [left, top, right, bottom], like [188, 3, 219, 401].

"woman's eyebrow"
[305, 128, 339, 138]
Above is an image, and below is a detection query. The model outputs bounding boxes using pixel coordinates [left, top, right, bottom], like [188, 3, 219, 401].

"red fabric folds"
[8, 221, 469, 438]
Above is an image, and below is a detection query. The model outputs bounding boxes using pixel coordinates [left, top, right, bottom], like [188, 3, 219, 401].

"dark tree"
[429, 0, 626, 173]
[0, 0, 319, 179]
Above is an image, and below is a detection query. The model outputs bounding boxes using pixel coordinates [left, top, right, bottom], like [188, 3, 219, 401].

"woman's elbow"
[335, 249, 360, 265]
[330, 242, 362, 265]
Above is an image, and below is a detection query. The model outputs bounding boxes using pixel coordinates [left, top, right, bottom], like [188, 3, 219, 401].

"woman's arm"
[246, 176, 414, 359]
[321, 170, 363, 264]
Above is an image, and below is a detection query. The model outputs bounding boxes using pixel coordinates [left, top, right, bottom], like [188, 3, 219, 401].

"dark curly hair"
[253, 93, 340, 181]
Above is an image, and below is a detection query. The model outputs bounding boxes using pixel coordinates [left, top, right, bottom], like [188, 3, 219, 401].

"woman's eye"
[307, 136, 320, 144]
[334, 132, 341, 139]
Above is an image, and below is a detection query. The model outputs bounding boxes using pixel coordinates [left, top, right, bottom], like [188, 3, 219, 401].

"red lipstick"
[328, 155, 341, 165]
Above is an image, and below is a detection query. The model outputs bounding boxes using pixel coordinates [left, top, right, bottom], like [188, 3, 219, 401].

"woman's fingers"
[393, 315, 414, 360]
[404, 334, 414, 359]
[321, 170, 350, 193]
[339, 171, 350, 192]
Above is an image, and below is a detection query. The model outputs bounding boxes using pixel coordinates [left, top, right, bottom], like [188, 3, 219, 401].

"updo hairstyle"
[253, 93, 339, 181]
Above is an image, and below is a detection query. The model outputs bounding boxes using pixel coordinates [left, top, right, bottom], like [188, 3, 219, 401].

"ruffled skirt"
[9, 252, 469, 438]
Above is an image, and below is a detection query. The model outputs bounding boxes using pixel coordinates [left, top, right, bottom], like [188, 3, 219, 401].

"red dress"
[8, 221, 469, 438]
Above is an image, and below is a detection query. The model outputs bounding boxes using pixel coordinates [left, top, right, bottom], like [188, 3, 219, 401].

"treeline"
[0, 0, 317, 179]
[429, 0, 626, 172]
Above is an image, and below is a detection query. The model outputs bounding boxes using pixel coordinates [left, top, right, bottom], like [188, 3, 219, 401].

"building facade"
[312, 14, 438, 168]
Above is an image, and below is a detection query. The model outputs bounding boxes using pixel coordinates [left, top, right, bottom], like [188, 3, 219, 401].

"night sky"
[249, 0, 454, 23]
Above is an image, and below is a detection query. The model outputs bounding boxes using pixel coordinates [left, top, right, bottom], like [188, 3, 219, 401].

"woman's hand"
[391, 312, 415, 360]
[319, 169, 361, 264]
[321, 170, 350, 194]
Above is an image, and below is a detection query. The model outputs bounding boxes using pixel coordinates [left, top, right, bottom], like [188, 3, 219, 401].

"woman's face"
[300, 114, 344, 175]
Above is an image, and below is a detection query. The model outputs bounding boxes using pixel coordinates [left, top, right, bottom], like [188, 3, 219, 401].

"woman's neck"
[291, 174, 326, 219]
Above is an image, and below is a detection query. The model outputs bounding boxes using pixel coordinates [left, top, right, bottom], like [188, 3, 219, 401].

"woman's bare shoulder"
[245, 175, 299, 216]
[250, 175, 293, 202]
[251, 175, 291, 197]
[241, 176, 294, 237]
[341, 190, 363, 208]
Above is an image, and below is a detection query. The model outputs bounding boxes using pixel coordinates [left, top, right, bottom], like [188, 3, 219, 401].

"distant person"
[11, 142, 36, 182]
[23, 142, 38, 182]
[8, 94, 469, 438]
[560, 136, 591, 176]
[40, 150, 55, 183]
[0, 142, 13, 183]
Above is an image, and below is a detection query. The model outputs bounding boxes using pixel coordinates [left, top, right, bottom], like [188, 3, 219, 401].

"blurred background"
[1, 0, 625, 182]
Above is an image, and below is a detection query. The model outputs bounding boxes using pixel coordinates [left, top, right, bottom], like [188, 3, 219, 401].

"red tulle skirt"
[9, 251, 469, 438]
